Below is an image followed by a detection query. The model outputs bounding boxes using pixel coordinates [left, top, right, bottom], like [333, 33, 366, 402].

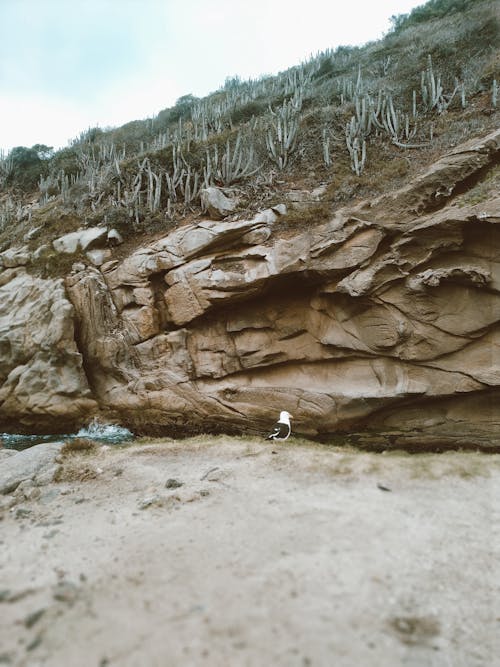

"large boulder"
[0, 269, 97, 432]
[200, 187, 236, 219]
[0, 442, 64, 494]
[52, 227, 108, 254]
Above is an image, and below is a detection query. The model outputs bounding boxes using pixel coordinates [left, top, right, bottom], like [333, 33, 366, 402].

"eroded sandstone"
[1, 129, 499, 446]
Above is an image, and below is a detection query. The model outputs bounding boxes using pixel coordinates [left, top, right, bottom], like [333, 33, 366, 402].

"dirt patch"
[1, 436, 499, 666]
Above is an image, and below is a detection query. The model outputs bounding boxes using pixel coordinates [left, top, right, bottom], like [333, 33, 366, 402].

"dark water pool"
[1, 419, 134, 451]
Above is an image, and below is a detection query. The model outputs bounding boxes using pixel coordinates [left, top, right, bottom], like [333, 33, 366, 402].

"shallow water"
[1, 419, 134, 451]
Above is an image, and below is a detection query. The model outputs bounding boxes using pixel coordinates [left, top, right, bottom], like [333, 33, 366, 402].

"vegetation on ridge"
[0, 0, 498, 265]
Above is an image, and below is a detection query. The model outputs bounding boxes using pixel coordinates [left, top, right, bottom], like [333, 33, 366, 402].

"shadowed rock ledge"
[1, 128, 499, 448]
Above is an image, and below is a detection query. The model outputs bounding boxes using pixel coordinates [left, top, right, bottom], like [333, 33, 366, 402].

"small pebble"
[53, 581, 79, 605]
[165, 479, 183, 489]
[24, 609, 45, 629]
[26, 634, 43, 652]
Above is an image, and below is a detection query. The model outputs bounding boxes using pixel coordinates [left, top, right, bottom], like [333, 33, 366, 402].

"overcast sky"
[0, 0, 424, 153]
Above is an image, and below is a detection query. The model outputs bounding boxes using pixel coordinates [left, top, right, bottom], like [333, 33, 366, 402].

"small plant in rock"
[61, 438, 98, 456]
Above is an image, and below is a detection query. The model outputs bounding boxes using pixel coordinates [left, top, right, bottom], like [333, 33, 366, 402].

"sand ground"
[1, 436, 499, 667]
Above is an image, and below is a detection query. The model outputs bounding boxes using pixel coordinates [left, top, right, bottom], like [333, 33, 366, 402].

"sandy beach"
[1, 436, 499, 667]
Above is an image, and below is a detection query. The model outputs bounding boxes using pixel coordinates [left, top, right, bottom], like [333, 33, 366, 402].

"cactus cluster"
[1, 7, 495, 237]
[420, 55, 461, 114]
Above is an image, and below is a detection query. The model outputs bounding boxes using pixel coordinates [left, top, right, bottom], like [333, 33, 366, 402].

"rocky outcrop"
[0, 442, 64, 494]
[1, 128, 499, 447]
[0, 268, 97, 432]
[200, 186, 237, 219]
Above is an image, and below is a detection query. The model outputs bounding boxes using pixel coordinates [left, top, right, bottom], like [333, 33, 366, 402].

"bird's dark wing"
[267, 422, 290, 440]
[267, 422, 282, 439]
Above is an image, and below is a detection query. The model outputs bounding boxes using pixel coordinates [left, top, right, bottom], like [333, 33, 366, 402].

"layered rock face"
[0, 269, 97, 432]
[1, 128, 499, 446]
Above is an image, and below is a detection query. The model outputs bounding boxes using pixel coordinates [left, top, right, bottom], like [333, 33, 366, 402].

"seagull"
[267, 411, 293, 441]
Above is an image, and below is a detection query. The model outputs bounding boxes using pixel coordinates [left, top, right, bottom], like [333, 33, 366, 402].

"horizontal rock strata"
[1, 128, 499, 447]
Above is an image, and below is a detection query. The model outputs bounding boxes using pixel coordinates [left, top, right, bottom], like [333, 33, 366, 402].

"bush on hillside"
[390, 0, 488, 33]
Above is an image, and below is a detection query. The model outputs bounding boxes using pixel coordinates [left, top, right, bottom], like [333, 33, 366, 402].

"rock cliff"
[1, 128, 499, 447]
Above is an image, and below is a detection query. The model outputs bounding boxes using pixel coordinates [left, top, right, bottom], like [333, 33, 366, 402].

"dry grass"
[57, 438, 101, 481]
[107, 434, 500, 483]
[60, 437, 98, 456]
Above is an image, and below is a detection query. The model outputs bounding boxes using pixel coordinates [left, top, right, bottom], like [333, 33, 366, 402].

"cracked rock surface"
[1, 128, 499, 446]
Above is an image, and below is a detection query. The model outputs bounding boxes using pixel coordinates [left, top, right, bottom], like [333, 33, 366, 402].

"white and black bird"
[267, 411, 293, 441]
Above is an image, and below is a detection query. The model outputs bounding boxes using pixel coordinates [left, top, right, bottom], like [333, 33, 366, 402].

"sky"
[0, 0, 425, 153]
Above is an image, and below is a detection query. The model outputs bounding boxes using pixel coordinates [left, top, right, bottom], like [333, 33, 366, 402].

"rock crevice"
[1, 129, 499, 446]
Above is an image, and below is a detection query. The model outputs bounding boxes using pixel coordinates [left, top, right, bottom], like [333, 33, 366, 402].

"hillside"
[0, 0, 498, 262]
[0, 0, 499, 445]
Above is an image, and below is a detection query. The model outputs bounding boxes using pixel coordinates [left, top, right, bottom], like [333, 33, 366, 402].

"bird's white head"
[279, 411, 293, 424]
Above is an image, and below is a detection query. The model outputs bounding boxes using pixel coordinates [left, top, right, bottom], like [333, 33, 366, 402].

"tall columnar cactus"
[345, 131, 366, 177]
[180, 166, 200, 208]
[379, 93, 430, 148]
[145, 161, 162, 212]
[265, 101, 300, 170]
[0, 196, 16, 230]
[322, 128, 332, 168]
[492, 80, 498, 108]
[204, 131, 259, 186]
[165, 145, 187, 203]
[421, 54, 459, 113]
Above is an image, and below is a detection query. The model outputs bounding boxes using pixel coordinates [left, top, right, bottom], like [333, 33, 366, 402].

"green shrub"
[231, 100, 267, 123]
[6, 146, 50, 191]
[390, 0, 487, 34]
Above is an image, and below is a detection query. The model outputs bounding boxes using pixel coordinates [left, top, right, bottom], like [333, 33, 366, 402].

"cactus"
[204, 131, 259, 186]
[180, 166, 200, 208]
[492, 79, 498, 108]
[346, 133, 366, 177]
[0, 196, 16, 230]
[145, 161, 162, 212]
[322, 128, 332, 167]
[421, 54, 459, 113]
[0, 153, 14, 187]
[345, 117, 366, 175]
[265, 100, 300, 170]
